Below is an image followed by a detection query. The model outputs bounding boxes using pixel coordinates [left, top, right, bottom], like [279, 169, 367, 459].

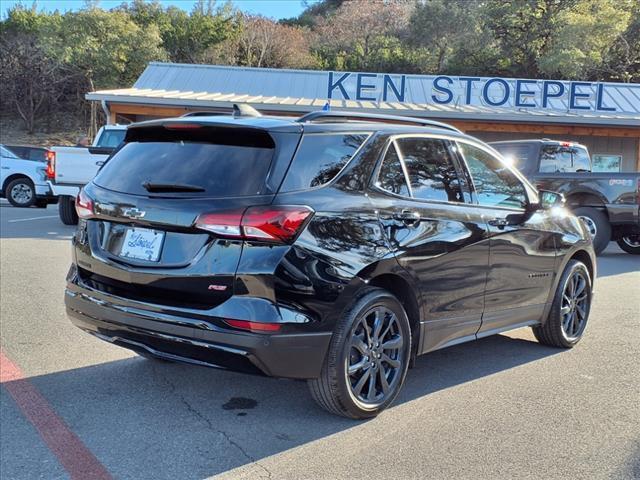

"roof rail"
[181, 111, 225, 117]
[297, 111, 461, 133]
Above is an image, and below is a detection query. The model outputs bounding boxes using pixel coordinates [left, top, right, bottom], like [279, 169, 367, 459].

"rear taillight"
[45, 150, 55, 180]
[224, 319, 282, 333]
[75, 189, 94, 219]
[195, 206, 314, 243]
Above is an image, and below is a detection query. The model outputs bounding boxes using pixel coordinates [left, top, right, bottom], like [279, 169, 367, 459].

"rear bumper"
[48, 182, 80, 198]
[64, 283, 332, 379]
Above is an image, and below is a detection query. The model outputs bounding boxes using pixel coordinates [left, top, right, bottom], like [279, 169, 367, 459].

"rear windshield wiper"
[142, 182, 205, 193]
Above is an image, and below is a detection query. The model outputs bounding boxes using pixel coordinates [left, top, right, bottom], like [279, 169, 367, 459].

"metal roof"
[86, 62, 640, 127]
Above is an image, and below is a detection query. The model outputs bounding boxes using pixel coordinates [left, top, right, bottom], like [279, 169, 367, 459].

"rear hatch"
[75, 121, 301, 310]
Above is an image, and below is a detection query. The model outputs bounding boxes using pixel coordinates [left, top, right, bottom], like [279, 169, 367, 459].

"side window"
[376, 143, 410, 196]
[396, 138, 463, 203]
[460, 143, 528, 209]
[540, 145, 573, 172]
[281, 133, 369, 192]
[572, 147, 591, 171]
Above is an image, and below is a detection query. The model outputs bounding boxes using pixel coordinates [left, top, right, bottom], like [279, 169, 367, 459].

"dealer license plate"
[119, 227, 165, 262]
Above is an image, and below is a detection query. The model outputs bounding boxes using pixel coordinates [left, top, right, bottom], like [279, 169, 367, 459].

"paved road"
[1, 201, 639, 480]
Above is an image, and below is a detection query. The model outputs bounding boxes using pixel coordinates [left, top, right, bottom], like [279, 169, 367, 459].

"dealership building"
[87, 62, 640, 172]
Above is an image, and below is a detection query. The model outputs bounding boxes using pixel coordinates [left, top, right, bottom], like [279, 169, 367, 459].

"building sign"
[327, 72, 627, 113]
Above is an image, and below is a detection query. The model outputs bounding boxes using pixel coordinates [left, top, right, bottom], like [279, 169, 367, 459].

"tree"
[47, 8, 166, 89]
[213, 14, 316, 68]
[312, 0, 413, 72]
[537, 0, 633, 79]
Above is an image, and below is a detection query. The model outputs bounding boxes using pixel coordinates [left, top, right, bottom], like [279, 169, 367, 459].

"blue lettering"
[569, 82, 592, 110]
[356, 73, 377, 101]
[596, 83, 616, 112]
[542, 81, 565, 108]
[382, 74, 405, 102]
[328, 72, 350, 100]
[515, 79, 536, 107]
[482, 78, 510, 107]
[432, 76, 453, 104]
[459, 77, 480, 104]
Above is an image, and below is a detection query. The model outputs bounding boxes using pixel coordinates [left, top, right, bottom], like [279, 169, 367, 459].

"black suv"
[65, 111, 595, 419]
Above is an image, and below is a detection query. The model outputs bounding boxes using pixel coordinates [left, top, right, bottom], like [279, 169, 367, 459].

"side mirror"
[538, 189, 565, 210]
[88, 146, 115, 156]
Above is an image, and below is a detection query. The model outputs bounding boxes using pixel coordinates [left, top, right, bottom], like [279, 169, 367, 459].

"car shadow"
[3, 334, 563, 479]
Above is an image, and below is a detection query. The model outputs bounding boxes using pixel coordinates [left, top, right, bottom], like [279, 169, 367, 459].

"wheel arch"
[565, 191, 607, 210]
[569, 249, 595, 284]
[2, 173, 34, 196]
[367, 273, 421, 363]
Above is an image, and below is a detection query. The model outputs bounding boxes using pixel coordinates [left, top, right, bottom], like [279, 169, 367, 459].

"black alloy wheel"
[533, 260, 592, 348]
[346, 305, 405, 406]
[309, 288, 411, 419]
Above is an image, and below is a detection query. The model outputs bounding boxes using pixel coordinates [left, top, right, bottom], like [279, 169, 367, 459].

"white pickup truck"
[48, 125, 127, 224]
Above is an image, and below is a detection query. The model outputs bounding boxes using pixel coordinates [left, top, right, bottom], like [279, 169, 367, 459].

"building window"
[592, 154, 622, 172]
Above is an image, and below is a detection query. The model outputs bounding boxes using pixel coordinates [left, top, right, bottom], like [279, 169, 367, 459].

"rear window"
[96, 129, 126, 148]
[280, 133, 369, 192]
[539, 144, 591, 173]
[94, 141, 274, 197]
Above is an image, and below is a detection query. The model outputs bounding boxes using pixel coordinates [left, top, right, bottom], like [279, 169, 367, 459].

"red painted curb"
[0, 349, 113, 480]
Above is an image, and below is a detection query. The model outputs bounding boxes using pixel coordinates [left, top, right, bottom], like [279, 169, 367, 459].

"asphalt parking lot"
[0, 200, 638, 480]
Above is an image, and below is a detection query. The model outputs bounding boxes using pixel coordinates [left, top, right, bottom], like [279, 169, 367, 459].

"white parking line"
[7, 215, 59, 223]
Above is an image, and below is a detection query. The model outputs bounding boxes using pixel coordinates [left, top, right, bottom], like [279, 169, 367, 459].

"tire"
[6, 178, 36, 207]
[532, 260, 592, 348]
[308, 287, 411, 419]
[573, 207, 610, 255]
[616, 236, 640, 255]
[58, 195, 78, 225]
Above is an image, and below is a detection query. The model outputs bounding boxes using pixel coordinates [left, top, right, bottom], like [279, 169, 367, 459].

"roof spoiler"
[297, 111, 461, 133]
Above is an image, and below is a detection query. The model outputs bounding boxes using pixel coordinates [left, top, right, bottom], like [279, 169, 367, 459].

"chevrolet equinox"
[65, 110, 596, 419]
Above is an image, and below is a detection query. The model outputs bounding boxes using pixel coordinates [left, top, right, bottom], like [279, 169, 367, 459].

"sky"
[1, 0, 311, 20]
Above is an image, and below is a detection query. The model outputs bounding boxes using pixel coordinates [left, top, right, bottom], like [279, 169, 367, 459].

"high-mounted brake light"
[561, 142, 572, 147]
[75, 189, 94, 219]
[195, 206, 314, 243]
[225, 319, 282, 333]
[45, 150, 56, 180]
[163, 123, 203, 130]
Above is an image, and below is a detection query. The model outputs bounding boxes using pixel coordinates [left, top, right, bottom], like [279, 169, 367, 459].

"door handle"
[95, 161, 105, 167]
[488, 218, 509, 228]
[393, 210, 421, 225]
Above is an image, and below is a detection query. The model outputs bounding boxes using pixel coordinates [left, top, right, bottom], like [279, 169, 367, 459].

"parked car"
[47, 124, 127, 225]
[1, 144, 56, 207]
[490, 139, 640, 255]
[4, 144, 52, 162]
[65, 111, 595, 419]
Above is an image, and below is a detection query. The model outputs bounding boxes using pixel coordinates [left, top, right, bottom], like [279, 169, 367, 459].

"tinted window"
[396, 138, 463, 203]
[281, 134, 369, 191]
[376, 143, 409, 196]
[460, 143, 527, 209]
[96, 129, 126, 148]
[491, 145, 530, 170]
[94, 141, 274, 197]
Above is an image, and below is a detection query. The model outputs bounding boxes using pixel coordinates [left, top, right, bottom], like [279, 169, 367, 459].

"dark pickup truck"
[490, 139, 640, 255]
